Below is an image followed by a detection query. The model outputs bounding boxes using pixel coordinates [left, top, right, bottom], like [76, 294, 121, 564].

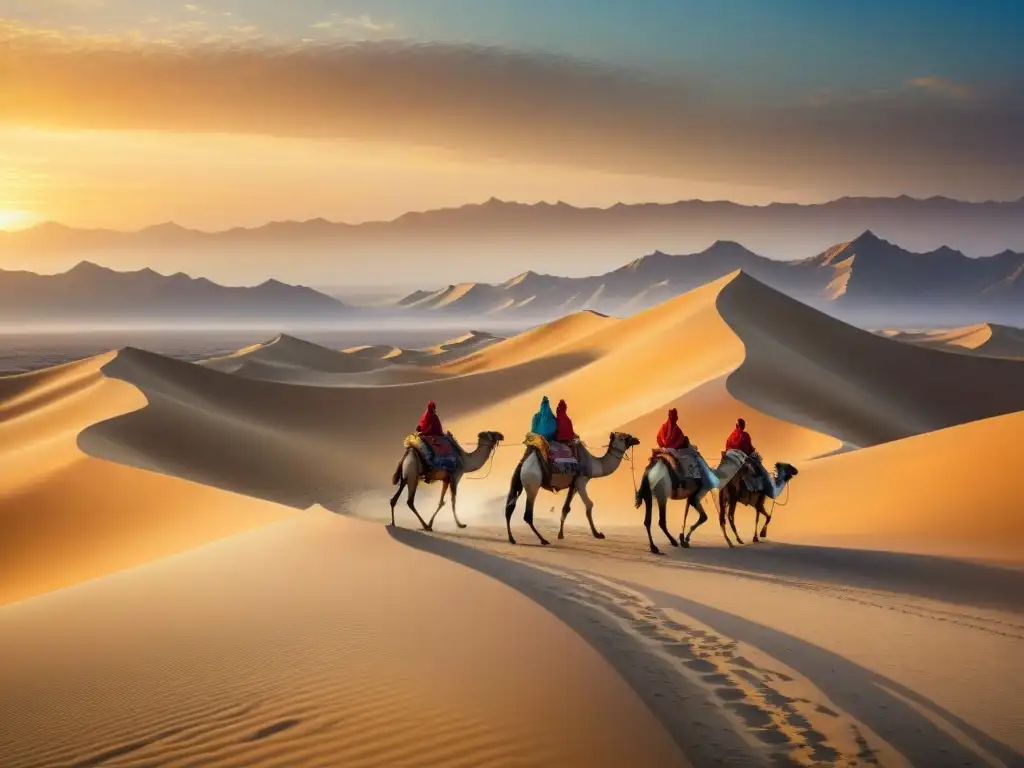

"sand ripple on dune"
[0, 511, 685, 768]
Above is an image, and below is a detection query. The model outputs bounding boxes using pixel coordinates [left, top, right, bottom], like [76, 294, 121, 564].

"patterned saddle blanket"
[739, 452, 772, 495]
[650, 447, 702, 482]
[524, 433, 580, 476]
[404, 433, 459, 473]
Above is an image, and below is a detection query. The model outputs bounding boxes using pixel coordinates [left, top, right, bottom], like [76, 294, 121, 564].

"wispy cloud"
[908, 76, 973, 100]
[0, 31, 1020, 197]
[309, 14, 394, 34]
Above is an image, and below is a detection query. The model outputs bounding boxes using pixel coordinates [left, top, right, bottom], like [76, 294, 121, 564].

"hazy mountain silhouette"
[399, 232, 1024, 327]
[0, 261, 349, 324]
[2, 196, 1023, 285]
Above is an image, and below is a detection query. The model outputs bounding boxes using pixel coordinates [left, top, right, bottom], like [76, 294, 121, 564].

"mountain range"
[0, 261, 348, 326]
[2, 196, 1023, 286]
[398, 231, 1024, 327]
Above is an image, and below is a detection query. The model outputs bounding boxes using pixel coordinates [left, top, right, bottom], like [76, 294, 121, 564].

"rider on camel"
[656, 408, 690, 452]
[416, 400, 445, 463]
[530, 396, 558, 441]
[555, 399, 577, 446]
[726, 418, 772, 494]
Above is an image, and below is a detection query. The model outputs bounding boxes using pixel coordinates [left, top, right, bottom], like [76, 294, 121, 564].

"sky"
[1, 0, 1022, 231]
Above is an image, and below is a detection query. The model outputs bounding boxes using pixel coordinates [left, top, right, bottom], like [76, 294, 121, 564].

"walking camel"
[635, 448, 745, 554]
[717, 459, 799, 544]
[504, 431, 640, 546]
[390, 431, 504, 531]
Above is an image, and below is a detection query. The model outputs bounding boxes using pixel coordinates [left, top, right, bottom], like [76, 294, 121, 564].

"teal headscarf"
[531, 396, 557, 440]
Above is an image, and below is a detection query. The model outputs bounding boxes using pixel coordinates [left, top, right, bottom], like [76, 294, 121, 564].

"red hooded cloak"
[656, 408, 688, 450]
[725, 419, 755, 455]
[416, 401, 444, 436]
[554, 399, 576, 442]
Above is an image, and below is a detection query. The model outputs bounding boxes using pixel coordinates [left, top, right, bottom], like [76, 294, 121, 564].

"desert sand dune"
[768, 408, 1024, 561]
[0, 510, 685, 768]
[202, 333, 391, 375]
[0, 354, 288, 605]
[883, 323, 1024, 361]
[4, 269, 1024, 766]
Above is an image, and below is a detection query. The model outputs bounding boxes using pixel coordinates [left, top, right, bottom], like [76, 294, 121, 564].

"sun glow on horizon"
[0, 209, 39, 231]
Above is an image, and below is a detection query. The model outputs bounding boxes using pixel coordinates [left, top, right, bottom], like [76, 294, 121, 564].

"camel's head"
[479, 431, 505, 444]
[776, 462, 799, 481]
[610, 431, 641, 450]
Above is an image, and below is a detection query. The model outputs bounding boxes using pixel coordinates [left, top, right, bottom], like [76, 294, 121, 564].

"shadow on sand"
[388, 526, 1023, 768]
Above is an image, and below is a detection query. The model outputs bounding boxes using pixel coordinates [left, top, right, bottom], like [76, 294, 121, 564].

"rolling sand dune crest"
[883, 323, 1024, 361]
[0, 354, 289, 605]
[0, 511, 686, 768]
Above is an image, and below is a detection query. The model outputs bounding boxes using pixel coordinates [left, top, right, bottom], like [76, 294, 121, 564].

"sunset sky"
[1, 0, 1022, 231]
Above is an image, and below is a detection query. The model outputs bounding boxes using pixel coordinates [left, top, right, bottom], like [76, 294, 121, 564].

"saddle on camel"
[403, 401, 460, 481]
[522, 398, 580, 490]
[725, 418, 775, 497]
[646, 408, 705, 491]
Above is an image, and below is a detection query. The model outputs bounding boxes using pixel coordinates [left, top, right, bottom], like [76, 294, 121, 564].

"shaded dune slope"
[717, 274, 1024, 448]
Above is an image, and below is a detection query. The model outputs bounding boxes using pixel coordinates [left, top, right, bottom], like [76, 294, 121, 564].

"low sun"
[0, 209, 37, 231]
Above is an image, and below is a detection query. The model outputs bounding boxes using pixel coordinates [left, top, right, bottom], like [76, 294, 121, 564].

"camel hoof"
[457, 523, 467, 530]
[508, 536, 517, 545]
[752, 537, 759, 543]
[557, 531, 565, 540]
[669, 539, 679, 547]
[650, 546, 662, 556]
[540, 539, 551, 547]
[594, 532, 606, 540]
[680, 539, 690, 548]
[727, 542, 735, 549]
[736, 539, 744, 545]
[760, 529, 769, 538]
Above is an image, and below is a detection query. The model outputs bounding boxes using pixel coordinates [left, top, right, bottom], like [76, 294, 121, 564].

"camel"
[390, 431, 504, 531]
[504, 431, 640, 546]
[633, 447, 721, 554]
[718, 460, 799, 545]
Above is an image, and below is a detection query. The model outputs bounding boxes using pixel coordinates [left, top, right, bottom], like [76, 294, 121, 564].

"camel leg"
[427, 478, 449, 529]
[719, 496, 736, 548]
[450, 480, 467, 529]
[523, 485, 550, 546]
[757, 497, 771, 540]
[389, 477, 407, 527]
[657, 489, 679, 548]
[405, 476, 432, 531]
[576, 481, 605, 540]
[727, 502, 744, 545]
[684, 497, 708, 543]
[643, 483, 660, 555]
[682, 499, 691, 539]
[558, 483, 577, 539]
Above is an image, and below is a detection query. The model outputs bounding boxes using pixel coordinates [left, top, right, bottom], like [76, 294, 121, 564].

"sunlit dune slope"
[770, 409, 1024, 562]
[0, 510, 684, 768]
[883, 323, 1024, 361]
[0, 355, 288, 605]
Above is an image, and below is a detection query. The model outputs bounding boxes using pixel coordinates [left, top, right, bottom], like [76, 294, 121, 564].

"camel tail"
[505, 458, 525, 516]
[635, 471, 651, 509]
[391, 450, 408, 486]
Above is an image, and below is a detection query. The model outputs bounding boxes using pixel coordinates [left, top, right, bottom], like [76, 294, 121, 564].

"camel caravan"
[390, 399, 798, 554]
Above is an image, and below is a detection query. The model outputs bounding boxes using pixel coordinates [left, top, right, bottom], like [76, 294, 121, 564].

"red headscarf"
[417, 400, 443, 436]
[725, 418, 754, 454]
[657, 408, 687, 450]
[555, 399, 575, 442]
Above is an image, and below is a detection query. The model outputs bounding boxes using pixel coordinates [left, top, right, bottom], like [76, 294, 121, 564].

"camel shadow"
[388, 527, 1023, 767]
